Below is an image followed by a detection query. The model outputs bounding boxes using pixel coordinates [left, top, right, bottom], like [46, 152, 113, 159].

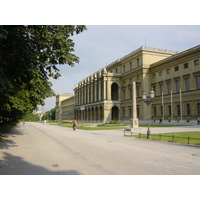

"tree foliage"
[0, 25, 87, 122]
[42, 107, 56, 120]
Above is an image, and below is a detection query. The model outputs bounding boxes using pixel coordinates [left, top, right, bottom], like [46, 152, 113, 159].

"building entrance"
[111, 106, 119, 121]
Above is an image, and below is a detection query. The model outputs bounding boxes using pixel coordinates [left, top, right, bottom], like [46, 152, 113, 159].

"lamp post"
[142, 88, 155, 139]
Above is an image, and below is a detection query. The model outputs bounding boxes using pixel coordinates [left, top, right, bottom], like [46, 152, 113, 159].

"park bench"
[124, 128, 133, 136]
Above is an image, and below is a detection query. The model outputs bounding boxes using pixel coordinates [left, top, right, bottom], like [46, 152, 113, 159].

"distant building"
[57, 45, 200, 123]
[55, 94, 74, 121]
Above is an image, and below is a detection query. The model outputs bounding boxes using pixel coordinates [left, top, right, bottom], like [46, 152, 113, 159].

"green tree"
[0, 25, 87, 122]
[49, 107, 56, 120]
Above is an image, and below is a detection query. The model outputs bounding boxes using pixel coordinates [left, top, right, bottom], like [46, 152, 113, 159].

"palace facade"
[56, 45, 200, 123]
[55, 94, 74, 121]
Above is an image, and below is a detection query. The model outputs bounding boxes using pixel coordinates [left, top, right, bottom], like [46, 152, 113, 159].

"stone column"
[87, 84, 90, 103]
[94, 81, 97, 102]
[81, 87, 83, 105]
[103, 79, 107, 100]
[99, 80, 102, 101]
[131, 81, 138, 128]
[107, 78, 111, 101]
[91, 83, 94, 103]
[84, 86, 86, 104]
[78, 87, 80, 105]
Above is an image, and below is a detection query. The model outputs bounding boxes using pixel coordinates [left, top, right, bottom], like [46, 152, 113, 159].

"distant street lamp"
[142, 88, 155, 139]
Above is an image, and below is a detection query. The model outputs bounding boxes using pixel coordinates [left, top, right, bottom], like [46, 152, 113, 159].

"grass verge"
[132, 131, 200, 145]
[139, 124, 189, 127]
[49, 121, 192, 130]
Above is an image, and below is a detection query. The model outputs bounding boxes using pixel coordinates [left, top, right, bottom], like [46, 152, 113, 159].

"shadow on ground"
[0, 152, 80, 175]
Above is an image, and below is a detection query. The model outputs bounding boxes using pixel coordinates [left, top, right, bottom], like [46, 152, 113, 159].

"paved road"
[0, 122, 200, 175]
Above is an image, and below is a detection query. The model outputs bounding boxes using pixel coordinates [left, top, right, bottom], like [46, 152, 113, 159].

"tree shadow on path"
[0, 152, 80, 175]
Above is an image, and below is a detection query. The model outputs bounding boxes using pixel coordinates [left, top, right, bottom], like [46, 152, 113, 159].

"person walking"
[197, 117, 200, 125]
[72, 120, 77, 131]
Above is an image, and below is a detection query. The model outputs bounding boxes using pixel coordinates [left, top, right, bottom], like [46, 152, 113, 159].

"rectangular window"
[161, 106, 163, 116]
[169, 105, 171, 116]
[194, 59, 199, 66]
[136, 87, 140, 98]
[137, 106, 139, 118]
[198, 103, 200, 115]
[153, 107, 156, 116]
[137, 58, 139, 67]
[185, 78, 190, 91]
[153, 86, 156, 96]
[122, 108, 125, 117]
[130, 62, 132, 70]
[152, 74, 156, 78]
[160, 84, 163, 95]
[167, 82, 171, 94]
[196, 76, 200, 89]
[187, 104, 191, 115]
[123, 90, 126, 100]
[175, 66, 179, 71]
[115, 68, 118, 73]
[176, 80, 180, 92]
[129, 108, 132, 117]
[177, 105, 180, 116]
[123, 65, 125, 73]
[159, 71, 163, 76]
[166, 69, 170, 74]
[184, 63, 188, 69]
[130, 89, 132, 99]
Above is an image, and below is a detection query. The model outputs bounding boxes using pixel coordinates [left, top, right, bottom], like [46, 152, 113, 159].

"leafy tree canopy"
[0, 25, 87, 122]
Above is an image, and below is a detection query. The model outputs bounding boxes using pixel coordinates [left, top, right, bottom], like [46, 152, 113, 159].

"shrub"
[109, 121, 120, 124]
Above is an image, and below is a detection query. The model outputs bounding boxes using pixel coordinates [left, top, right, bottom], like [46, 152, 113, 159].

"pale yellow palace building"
[56, 45, 200, 124]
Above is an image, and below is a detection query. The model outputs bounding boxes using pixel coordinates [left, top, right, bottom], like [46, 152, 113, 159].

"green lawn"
[49, 121, 192, 130]
[60, 123, 128, 130]
[139, 124, 189, 127]
[133, 132, 200, 145]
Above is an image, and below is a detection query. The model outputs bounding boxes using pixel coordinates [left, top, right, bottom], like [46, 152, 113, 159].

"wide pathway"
[0, 122, 200, 175]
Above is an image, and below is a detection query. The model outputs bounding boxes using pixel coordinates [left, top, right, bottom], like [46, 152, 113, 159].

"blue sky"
[40, 25, 200, 111]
